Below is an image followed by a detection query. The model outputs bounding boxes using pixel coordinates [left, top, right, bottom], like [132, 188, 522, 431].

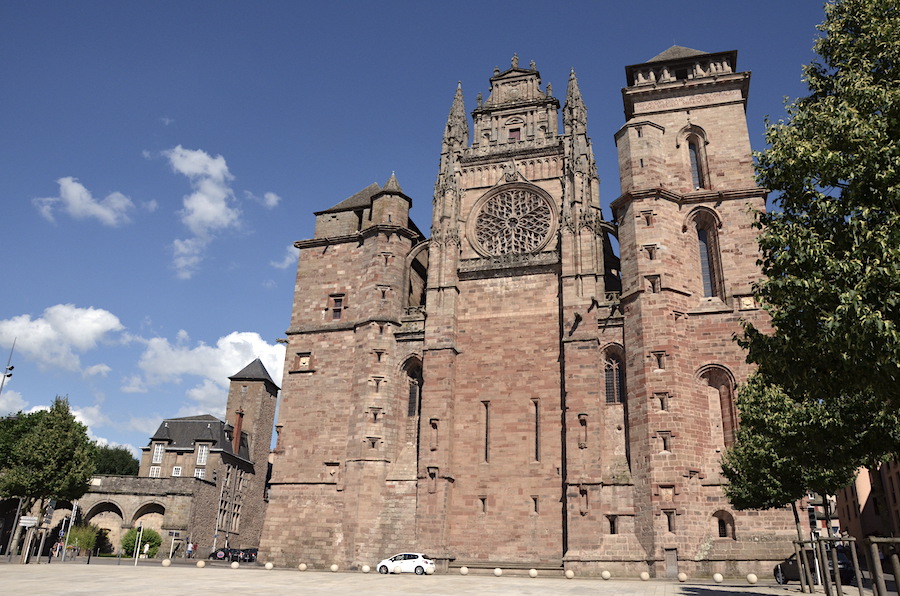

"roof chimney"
[232, 408, 244, 455]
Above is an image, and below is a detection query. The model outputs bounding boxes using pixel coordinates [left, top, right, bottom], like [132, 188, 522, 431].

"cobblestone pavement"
[0, 557, 845, 596]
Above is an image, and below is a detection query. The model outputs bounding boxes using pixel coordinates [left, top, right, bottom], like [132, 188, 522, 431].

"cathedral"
[259, 47, 796, 577]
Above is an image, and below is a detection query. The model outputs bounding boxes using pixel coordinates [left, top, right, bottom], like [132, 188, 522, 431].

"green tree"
[93, 444, 139, 475]
[66, 523, 100, 555]
[0, 410, 46, 471]
[738, 0, 900, 480]
[0, 397, 96, 512]
[121, 527, 162, 558]
[721, 375, 863, 536]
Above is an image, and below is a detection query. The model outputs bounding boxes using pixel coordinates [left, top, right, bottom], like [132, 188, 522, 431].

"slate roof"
[229, 357, 277, 387]
[148, 414, 249, 460]
[646, 45, 708, 63]
[315, 182, 381, 215]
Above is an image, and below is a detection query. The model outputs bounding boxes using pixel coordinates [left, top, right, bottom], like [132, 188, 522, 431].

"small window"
[152, 443, 164, 464]
[194, 468, 205, 479]
[329, 295, 345, 321]
[608, 515, 618, 535]
[172, 466, 182, 477]
[508, 128, 521, 142]
[149, 466, 160, 478]
[718, 518, 728, 538]
[480, 497, 487, 513]
[532, 496, 539, 513]
[664, 510, 676, 532]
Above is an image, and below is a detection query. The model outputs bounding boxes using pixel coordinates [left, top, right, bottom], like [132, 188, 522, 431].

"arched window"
[698, 365, 738, 449]
[685, 208, 724, 300]
[605, 353, 625, 404]
[713, 510, 736, 539]
[677, 125, 710, 191]
[689, 141, 705, 190]
[406, 363, 423, 417]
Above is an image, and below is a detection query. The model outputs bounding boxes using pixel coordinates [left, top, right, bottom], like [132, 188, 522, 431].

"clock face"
[471, 185, 555, 256]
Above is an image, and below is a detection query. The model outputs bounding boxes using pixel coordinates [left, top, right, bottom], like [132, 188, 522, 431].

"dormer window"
[197, 444, 209, 466]
[152, 443, 164, 464]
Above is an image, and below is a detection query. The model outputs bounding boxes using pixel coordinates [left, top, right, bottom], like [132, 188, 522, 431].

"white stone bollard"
[713, 573, 724, 583]
[393, 565, 402, 574]
[231, 561, 240, 569]
[459, 566, 469, 575]
[528, 569, 538, 578]
[640, 571, 650, 581]
[161, 559, 171, 567]
[746, 573, 758, 584]
[565, 569, 575, 579]
[493, 567, 503, 576]
[265, 562, 274, 570]
[361, 564, 370, 573]
[425, 567, 434, 575]
[677, 572, 687, 582]
[298, 563, 307, 571]
[601, 570, 611, 580]
[196, 560, 205, 568]
[331, 564, 339, 572]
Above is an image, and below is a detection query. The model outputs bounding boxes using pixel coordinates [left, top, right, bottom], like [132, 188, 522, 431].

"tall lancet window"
[689, 141, 705, 190]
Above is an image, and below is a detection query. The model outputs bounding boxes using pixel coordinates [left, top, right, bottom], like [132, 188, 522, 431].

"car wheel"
[378, 565, 388, 574]
[415, 566, 424, 575]
[775, 566, 788, 584]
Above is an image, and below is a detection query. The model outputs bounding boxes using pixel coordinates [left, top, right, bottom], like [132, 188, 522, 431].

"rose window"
[472, 187, 554, 255]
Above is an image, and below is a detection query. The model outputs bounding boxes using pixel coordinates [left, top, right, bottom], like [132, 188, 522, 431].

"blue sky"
[0, 1, 826, 455]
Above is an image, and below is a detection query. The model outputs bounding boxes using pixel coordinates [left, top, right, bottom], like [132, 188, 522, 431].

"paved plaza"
[0, 558, 851, 596]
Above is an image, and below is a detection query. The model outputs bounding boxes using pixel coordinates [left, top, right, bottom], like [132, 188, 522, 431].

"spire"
[442, 82, 469, 152]
[564, 68, 587, 134]
[383, 172, 403, 193]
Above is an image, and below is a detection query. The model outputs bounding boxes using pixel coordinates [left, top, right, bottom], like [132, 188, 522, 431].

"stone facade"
[260, 48, 796, 576]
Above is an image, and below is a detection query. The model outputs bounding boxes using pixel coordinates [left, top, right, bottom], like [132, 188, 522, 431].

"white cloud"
[245, 190, 281, 209]
[270, 244, 299, 269]
[120, 374, 148, 394]
[0, 304, 125, 372]
[0, 389, 27, 415]
[142, 200, 159, 213]
[33, 177, 134, 227]
[163, 145, 241, 278]
[172, 236, 209, 280]
[72, 403, 111, 430]
[134, 331, 284, 413]
[83, 363, 111, 378]
[128, 416, 161, 438]
[159, 116, 174, 126]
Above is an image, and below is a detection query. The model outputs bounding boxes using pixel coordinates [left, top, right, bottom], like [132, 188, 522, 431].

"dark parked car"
[774, 549, 853, 585]
[209, 547, 241, 562]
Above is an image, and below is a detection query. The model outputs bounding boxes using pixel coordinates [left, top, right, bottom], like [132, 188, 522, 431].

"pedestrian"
[187, 541, 194, 559]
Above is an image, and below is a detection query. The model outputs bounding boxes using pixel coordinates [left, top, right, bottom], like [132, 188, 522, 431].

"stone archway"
[84, 501, 126, 554]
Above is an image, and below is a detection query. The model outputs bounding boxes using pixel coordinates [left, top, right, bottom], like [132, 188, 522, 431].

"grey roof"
[381, 172, 403, 194]
[229, 358, 275, 384]
[646, 45, 708, 63]
[316, 182, 381, 214]
[147, 415, 250, 460]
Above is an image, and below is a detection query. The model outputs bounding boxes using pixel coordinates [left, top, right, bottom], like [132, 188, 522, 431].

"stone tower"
[609, 46, 793, 577]
[222, 358, 279, 547]
[258, 175, 428, 567]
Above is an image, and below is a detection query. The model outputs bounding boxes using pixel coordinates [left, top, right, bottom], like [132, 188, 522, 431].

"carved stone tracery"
[470, 185, 556, 256]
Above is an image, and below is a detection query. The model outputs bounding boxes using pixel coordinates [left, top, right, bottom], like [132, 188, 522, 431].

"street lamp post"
[0, 337, 16, 397]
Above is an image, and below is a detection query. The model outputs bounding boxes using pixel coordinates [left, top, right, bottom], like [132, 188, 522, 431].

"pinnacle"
[383, 172, 403, 193]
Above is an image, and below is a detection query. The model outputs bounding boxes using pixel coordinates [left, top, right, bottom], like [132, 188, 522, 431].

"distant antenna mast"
[0, 337, 16, 397]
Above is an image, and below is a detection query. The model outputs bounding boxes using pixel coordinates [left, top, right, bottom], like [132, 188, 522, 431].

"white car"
[377, 552, 435, 575]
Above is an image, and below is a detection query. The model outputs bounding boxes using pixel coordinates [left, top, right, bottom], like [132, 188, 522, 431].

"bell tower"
[611, 46, 792, 577]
